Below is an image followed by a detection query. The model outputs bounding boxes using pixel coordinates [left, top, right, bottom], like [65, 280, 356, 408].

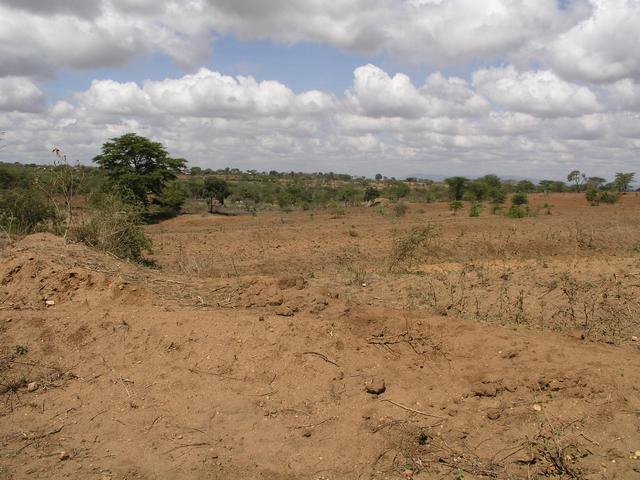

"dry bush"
[389, 224, 439, 272]
[409, 265, 640, 343]
[69, 193, 151, 263]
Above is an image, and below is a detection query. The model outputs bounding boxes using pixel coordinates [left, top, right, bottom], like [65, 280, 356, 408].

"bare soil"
[1, 194, 640, 479]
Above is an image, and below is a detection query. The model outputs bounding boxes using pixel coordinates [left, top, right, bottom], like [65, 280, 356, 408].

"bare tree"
[34, 148, 85, 241]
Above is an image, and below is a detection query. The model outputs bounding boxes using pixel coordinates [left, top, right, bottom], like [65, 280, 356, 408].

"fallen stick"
[380, 399, 444, 419]
[302, 351, 339, 367]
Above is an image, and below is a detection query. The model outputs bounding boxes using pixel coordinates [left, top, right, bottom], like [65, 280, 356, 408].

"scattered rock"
[310, 301, 328, 314]
[486, 408, 502, 420]
[501, 350, 519, 359]
[26, 382, 39, 392]
[447, 409, 458, 417]
[45, 299, 55, 306]
[277, 276, 307, 290]
[472, 383, 498, 397]
[59, 451, 70, 461]
[632, 336, 638, 342]
[634, 450, 640, 459]
[302, 431, 312, 438]
[403, 469, 413, 478]
[275, 306, 295, 317]
[537, 378, 550, 390]
[365, 379, 386, 395]
[532, 404, 543, 412]
[268, 296, 284, 306]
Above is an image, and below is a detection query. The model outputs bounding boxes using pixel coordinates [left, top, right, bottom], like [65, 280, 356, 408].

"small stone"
[472, 383, 498, 397]
[59, 451, 70, 461]
[532, 404, 543, 412]
[403, 469, 414, 477]
[448, 409, 458, 417]
[365, 379, 386, 395]
[258, 315, 265, 322]
[487, 408, 502, 420]
[26, 382, 39, 392]
[303, 431, 312, 438]
[274, 305, 294, 316]
[45, 300, 55, 306]
[632, 336, 638, 342]
[634, 450, 640, 459]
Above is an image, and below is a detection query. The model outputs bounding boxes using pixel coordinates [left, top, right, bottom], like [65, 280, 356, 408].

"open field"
[2, 193, 640, 479]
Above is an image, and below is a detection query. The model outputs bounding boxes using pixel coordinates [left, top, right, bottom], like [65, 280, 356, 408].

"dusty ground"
[1, 193, 640, 479]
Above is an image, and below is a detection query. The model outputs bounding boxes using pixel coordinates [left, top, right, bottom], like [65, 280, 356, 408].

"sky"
[0, 0, 639, 180]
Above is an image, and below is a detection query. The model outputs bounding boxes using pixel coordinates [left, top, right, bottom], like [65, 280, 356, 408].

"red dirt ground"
[1, 193, 640, 479]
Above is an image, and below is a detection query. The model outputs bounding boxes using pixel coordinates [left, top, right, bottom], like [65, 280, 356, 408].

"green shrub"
[469, 201, 482, 217]
[599, 191, 619, 204]
[511, 193, 528, 206]
[69, 193, 151, 262]
[449, 200, 464, 215]
[585, 189, 599, 204]
[585, 190, 620, 206]
[507, 205, 527, 218]
[0, 188, 57, 235]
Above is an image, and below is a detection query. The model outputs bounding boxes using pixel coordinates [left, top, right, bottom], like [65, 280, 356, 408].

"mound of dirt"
[0, 233, 146, 310]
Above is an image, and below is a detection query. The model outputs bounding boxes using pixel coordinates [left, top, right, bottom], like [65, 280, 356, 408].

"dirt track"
[2, 194, 640, 479]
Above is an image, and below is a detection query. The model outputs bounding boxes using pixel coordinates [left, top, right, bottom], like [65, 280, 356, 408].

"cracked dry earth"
[1, 193, 640, 479]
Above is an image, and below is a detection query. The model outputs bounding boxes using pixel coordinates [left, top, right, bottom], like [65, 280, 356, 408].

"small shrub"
[363, 186, 380, 202]
[469, 201, 482, 217]
[69, 193, 151, 262]
[449, 200, 463, 215]
[393, 202, 408, 217]
[585, 190, 619, 206]
[585, 189, 599, 205]
[328, 202, 345, 218]
[507, 205, 527, 218]
[0, 188, 57, 236]
[543, 203, 554, 215]
[599, 191, 619, 204]
[511, 193, 528, 206]
[389, 224, 439, 271]
[15, 345, 28, 356]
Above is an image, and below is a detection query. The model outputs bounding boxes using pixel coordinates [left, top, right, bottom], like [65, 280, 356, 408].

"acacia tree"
[567, 170, 587, 192]
[614, 172, 635, 192]
[445, 176, 468, 200]
[203, 177, 230, 212]
[93, 133, 186, 206]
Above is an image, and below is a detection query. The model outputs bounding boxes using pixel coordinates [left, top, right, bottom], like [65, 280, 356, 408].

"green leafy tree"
[614, 172, 635, 192]
[586, 176, 606, 190]
[567, 170, 586, 192]
[375, 173, 383, 181]
[445, 177, 468, 200]
[93, 133, 186, 205]
[203, 177, 230, 212]
[538, 180, 565, 193]
[514, 180, 536, 193]
[157, 181, 187, 214]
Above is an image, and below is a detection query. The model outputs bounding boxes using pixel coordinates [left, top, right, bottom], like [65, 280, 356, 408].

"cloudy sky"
[0, 0, 639, 179]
